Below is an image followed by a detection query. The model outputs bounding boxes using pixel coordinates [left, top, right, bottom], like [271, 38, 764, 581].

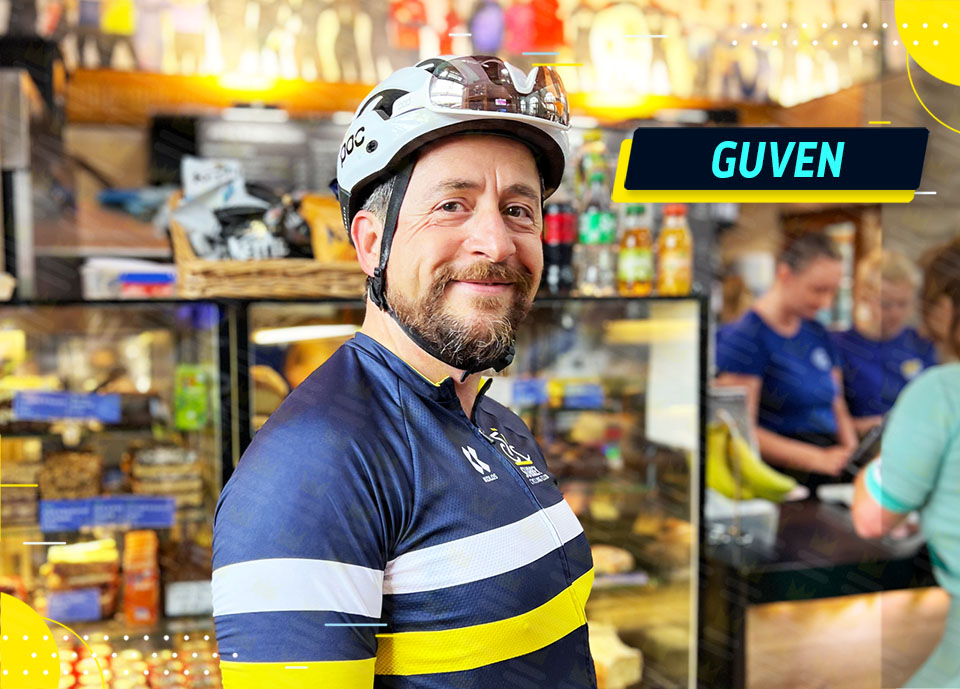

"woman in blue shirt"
[716, 234, 857, 490]
[832, 249, 937, 434]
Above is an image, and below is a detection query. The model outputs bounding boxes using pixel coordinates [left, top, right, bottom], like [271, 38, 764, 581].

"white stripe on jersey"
[212, 558, 384, 618]
[383, 500, 584, 596]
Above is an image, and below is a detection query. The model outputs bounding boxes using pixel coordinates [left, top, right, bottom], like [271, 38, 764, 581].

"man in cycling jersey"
[212, 55, 598, 688]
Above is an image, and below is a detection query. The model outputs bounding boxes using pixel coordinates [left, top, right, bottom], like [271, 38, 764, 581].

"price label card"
[165, 580, 213, 617]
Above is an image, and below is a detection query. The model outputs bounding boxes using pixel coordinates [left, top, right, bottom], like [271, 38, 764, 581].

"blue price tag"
[563, 383, 605, 410]
[40, 496, 176, 532]
[13, 391, 121, 423]
[46, 588, 102, 622]
[512, 378, 548, 407]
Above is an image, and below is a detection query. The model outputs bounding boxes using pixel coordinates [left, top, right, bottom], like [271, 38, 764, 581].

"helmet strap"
[369, 159, 415, 311]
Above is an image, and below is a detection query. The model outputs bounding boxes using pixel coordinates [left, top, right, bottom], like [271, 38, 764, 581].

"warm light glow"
[216, 72, 279, 92]
[252, 324, 360, 345]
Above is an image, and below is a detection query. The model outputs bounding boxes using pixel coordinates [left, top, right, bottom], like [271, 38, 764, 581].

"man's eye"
[505, 205, 533, 219]
[439, 201, 465, 212]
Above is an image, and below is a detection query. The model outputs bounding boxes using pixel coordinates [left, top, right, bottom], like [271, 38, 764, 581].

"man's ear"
[352, 210, 382, 278]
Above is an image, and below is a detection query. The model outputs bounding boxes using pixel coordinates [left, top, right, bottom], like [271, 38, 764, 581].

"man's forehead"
[412, 136, 541, 198]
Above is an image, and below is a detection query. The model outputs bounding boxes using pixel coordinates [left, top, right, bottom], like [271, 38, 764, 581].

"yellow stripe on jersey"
[375, 567, 594, 676]
[219, 656, 375, 688]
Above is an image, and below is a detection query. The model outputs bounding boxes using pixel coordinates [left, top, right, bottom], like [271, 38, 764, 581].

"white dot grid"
[782, 22, 788, 28]
[894, 39, 899, 45]
[854, 40, 859, 45]
[874, 39, 879, 45]
[752, 39, 758, 45]
[773, 39, 778, 45]
[184, 635, 190, 641]
[914, 40, 919, 45]
[935, 40, 939, 45]
[822, 22, 828, 28]
[863, 22, 868, 28]
[792, 39, 798, 45]
[944, 23, 949, 28]
[833, 39, 838, 45]
[883, 22, 889, 28]
[842, 22, 848, 28]
[813, 39, 819, 45]
[732, 40, 738, 45]
[923, 22, 928, 28]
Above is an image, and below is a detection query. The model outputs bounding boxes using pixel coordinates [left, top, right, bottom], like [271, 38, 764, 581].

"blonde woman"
[831, 249, 936, 435]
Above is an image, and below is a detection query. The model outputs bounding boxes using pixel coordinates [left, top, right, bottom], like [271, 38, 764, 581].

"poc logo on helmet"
[340, 126, 365, 166]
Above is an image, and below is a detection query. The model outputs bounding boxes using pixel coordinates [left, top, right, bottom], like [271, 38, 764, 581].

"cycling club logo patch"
[811, 347, 832, 371]
[462, 445, 498, 483]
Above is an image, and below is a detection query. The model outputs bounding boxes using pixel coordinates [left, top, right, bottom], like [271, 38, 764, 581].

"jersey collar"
[349, 332, 492, 409]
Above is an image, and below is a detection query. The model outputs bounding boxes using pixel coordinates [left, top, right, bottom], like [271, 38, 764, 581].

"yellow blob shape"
[896, 1, 960, 85]
[0, 593, 60, 688]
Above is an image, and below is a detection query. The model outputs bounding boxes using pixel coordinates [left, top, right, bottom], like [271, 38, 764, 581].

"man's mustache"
[435, 263, 535, 293]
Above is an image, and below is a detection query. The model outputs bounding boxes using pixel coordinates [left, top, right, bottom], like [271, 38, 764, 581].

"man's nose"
[462, 205, 518, 263]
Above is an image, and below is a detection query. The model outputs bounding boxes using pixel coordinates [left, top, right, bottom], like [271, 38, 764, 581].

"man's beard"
[387, 262, 535, 372]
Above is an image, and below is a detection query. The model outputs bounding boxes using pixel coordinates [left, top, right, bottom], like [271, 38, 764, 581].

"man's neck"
[359, 299, 484, 419]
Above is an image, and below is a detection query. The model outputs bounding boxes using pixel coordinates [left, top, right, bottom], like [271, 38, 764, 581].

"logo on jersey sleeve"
[462, 445, 498, 483]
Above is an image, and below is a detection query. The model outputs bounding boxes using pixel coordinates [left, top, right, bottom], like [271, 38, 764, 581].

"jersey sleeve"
[212, 400, 405, 688]
[716, 314, 769, 377]
[869, 367, 960, 513]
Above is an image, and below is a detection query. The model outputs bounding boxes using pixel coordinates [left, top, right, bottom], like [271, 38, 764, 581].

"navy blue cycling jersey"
[212, 332, 598, 688]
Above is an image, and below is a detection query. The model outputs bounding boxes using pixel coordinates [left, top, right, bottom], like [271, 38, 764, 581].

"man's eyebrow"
[430, 179, 541, 203]
[504, 183, 541, 204]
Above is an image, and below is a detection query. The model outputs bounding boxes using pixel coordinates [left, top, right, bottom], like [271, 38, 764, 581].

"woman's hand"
[813, 445, 853, 476]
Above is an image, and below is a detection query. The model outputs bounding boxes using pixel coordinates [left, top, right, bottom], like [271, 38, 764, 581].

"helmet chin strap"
[369, 160, 517, 381]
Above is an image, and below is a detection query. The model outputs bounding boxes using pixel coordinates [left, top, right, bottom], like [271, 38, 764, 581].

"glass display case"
[0, 301, 227, 689]
[244, 296, 706, 689]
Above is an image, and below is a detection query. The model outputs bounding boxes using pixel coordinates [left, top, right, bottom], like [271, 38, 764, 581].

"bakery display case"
[0, 301, 227, 688]
[244, 296, 706, 689]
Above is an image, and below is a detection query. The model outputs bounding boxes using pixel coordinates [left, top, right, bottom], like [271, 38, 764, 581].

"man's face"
[385, 133, 543, 371]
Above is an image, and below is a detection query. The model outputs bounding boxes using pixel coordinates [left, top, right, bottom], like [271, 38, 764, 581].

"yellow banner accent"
[374, 567, 594, 676]
[219, 656, 376, 688]
[611, 140, 917, 203]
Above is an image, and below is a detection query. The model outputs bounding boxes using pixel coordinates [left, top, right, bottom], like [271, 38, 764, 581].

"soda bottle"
[656, 204, 693, 296]
[574, 129, 609, 206]
[576, 172, 617, 296]
[618, 204, 654, 296]
[542, 202, 573, 296]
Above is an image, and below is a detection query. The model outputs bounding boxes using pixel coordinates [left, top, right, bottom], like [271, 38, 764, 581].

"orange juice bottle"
[656, 204, 693, 296]
[618, 204, 654, 296]
[123, 530, 159, 626]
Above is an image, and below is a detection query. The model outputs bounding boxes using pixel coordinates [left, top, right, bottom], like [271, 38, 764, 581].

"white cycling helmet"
[336, 54, 571, 235]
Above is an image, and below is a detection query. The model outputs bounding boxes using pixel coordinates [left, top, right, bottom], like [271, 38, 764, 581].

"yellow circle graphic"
[896, 1, 960, 85]
[0, 593, 106, 689]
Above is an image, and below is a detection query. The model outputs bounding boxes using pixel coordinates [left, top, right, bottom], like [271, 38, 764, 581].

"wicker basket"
[168, 192, 367, 299]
